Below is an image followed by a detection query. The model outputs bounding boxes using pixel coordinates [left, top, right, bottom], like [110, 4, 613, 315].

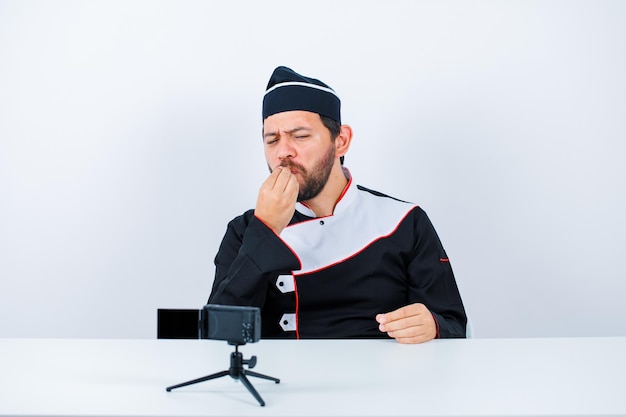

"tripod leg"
[166, 370, 229, 392]
[245, 370, 280, 384]
[238, 372, 266, 406]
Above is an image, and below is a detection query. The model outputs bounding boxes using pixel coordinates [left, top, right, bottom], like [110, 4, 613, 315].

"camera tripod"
[166, 344, 280, 406]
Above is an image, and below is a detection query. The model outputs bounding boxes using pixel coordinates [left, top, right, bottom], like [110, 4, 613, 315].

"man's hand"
[376, 303, 437, 344]
[254, 166, 299, 235]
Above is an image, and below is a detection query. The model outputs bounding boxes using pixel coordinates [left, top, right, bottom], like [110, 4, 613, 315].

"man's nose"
[276, 138, 295, 160]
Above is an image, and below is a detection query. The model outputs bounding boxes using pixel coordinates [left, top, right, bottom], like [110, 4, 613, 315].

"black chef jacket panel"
[291, 237, 412, 339]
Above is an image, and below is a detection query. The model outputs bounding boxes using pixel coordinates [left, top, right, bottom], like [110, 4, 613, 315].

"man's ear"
[335, 125, 353, 158]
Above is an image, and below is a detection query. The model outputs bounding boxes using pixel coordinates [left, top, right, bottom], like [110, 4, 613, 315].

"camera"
[200, 304, 261, 345]
[165, 304, 277, 406]
[156, 304, 261, 345]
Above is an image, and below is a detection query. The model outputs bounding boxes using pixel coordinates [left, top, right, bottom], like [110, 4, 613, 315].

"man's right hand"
[254, 166, 299, 235]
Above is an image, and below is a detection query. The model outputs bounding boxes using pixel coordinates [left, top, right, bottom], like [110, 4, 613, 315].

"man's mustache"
[279, 159, 306, 174]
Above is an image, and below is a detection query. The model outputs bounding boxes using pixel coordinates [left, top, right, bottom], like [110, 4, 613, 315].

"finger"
[380, 308, 437, 344]
[381, 316, 436, 344]
[389, 325, 435, 344]
[272, 166, 296, 192]
[261, 166, 283, 190]
[260, 166, 287, 192]
[376, 303, 426, 325]
[283, 179, 299, 201]
[378, 314, 425, 333]
[384, 320, 429, 336]
[393, 334, 432, 344]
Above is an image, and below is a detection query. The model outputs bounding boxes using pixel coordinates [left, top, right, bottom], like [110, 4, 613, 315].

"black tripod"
[166, 344, 280, 406]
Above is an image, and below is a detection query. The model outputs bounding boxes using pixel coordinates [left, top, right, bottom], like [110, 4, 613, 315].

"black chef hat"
[262, 66, 341, 124]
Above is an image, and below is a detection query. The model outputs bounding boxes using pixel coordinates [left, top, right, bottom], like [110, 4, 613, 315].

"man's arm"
[209, 165, 301, 306]
[377, 207, 467, 343]
[209, 213, 300, 307]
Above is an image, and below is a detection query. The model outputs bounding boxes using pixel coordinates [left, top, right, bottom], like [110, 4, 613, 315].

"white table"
[0, 337, 625, 416]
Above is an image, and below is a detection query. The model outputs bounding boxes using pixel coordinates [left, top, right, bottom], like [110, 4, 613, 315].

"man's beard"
[279, 145, 336, 202]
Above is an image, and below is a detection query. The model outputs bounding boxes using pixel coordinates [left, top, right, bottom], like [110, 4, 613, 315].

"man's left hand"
[376, 303, 437, 344]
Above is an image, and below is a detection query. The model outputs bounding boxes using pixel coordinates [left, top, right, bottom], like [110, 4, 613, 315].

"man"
[209, 66, 466, 344]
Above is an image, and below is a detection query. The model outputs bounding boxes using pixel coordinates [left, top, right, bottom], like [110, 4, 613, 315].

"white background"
[1, 0, 624, 339]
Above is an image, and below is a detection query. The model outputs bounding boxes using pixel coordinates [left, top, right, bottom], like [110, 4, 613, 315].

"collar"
[295, 167, 356, 218]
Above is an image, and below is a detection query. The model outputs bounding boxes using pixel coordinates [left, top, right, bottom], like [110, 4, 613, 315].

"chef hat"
[262, 66, 341, 124]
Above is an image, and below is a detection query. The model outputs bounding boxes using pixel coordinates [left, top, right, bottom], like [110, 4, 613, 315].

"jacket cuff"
[244, 215, 301, 273]
[430, 311, 441, 339]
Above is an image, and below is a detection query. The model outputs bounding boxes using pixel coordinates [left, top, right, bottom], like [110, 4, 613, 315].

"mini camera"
[165, 304, 277, 406]
[200, 304, 261, 345]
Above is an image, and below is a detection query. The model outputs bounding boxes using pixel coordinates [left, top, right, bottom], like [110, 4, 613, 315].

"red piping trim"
[293, 207, 416, 276]
[287, 174, 353, 225]
[335, 174, 352, 204]
[253, 213, 274, 232]
[253, 214, 303, 270]
[293, 274, 300, 340]
[440, 257, 450, 262]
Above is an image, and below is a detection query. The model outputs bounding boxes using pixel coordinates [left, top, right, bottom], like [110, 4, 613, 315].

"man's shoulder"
[356, 184, 416, 206]
[354, 184, 428, 225]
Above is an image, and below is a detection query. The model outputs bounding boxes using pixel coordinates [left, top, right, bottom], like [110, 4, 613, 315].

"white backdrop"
[1, 0, 624, 339]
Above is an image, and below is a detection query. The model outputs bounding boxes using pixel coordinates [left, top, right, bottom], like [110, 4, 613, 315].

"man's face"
[263, 110, 336, 202]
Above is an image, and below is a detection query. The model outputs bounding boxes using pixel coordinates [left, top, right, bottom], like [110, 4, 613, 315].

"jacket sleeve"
[407, 208, 467, 338]
[208, 212, 301, 307]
